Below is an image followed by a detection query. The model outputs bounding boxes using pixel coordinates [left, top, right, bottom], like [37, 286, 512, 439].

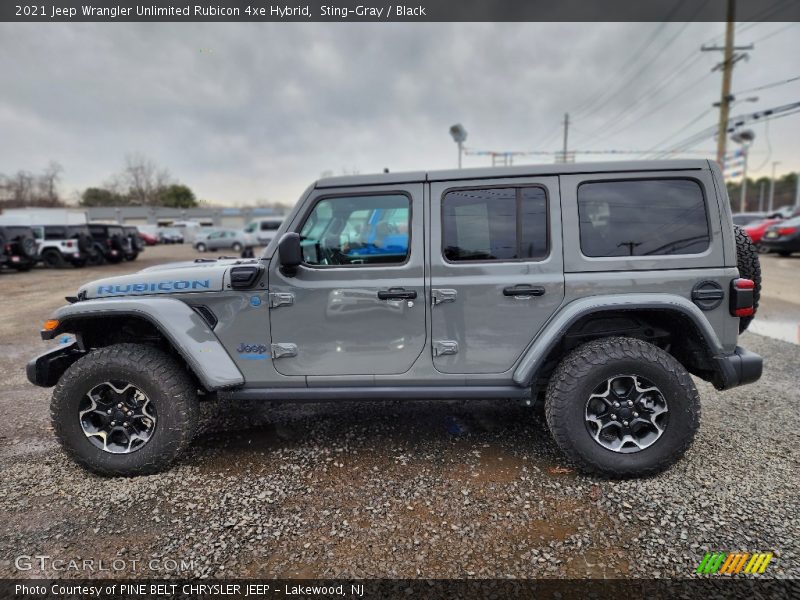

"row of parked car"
[192, 218, 284, 254]
[733, 205, 800, 256]
[0, 224, 144, 272]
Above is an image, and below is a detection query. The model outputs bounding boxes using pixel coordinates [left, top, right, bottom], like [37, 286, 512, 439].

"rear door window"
[442, 186, 548, 262]
[577, 179, 709, 257]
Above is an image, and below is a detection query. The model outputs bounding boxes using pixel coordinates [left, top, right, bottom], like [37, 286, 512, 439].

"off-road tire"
[88, 247, 106, 266]
[545, 337, 700, 478]
[42, 249, 65, 268]
[51, 344, 198, 476]
[733, 224, 761, 333]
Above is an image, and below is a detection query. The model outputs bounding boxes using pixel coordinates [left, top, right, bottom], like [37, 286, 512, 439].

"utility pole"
[768, 161, 781, 212]
[561, 113, 569, 163]
[701, 0, 754, 166]
[758, 180, 765, 212]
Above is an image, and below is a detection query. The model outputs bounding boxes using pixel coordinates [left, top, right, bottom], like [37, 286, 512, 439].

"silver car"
[193, 228, 253, 253]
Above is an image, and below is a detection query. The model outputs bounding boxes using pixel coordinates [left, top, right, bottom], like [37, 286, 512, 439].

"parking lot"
[0, 246, 798, 579]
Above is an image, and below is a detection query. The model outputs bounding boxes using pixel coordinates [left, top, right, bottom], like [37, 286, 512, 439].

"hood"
[78, 258, 264, 299]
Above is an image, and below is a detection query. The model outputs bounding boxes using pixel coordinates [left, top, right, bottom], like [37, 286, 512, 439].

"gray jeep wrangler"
[27, 160, 762, 477]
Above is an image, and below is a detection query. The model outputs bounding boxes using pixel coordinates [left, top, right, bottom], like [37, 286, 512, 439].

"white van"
[244, 217, 283, 246]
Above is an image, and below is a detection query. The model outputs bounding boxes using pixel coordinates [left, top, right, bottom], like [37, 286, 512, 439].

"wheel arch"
[514, 294, 726, 392]
[44, 298, 244, 391]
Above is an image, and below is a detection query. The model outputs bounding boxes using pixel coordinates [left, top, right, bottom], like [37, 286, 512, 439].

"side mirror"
[278, 232, 302, 275]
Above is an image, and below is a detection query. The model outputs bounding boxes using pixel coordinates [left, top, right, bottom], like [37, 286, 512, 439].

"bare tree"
[37, 161, 63, 203]
[120, 153, 172, 205]
[0, 164, 65, 207]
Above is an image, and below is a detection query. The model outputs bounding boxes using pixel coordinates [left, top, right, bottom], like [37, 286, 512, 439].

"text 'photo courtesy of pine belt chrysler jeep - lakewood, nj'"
[26, 160, 763, 478]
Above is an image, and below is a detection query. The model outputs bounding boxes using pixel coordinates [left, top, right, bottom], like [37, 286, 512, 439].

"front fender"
[43, 297, 244, 390]
[512, 293, 724, 387]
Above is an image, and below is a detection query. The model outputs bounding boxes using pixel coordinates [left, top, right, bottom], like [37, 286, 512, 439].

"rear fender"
[513, 293, 724, 387]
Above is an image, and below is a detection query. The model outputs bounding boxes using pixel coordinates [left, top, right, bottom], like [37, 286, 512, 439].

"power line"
[734, 74, 800, 95]
[641, 107, 715, 157]
[749, 22, 798, 45]
[573, 20, 698, 123]
[571, 15, 703, 121]
[651, 101, 800, 157]
[569, 9, 685, 118]
[580, 58, 713, 144]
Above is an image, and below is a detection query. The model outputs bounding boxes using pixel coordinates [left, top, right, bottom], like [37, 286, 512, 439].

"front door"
[268, 184, 427, 377]
[429, 177, 565, 374]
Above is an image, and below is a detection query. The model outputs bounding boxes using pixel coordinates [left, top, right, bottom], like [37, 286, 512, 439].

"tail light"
[730, 278, 755, 318]
[4, 244, 10, 253]
[777, 227, 797, 236]
[65, 240, 74, 248]
[106, 239, 112, 247]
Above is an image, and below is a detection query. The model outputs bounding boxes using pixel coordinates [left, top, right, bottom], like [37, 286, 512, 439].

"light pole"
[449, 124, 467, 169]
[731, 129, 755, 213]
[768, 161, 781, 213]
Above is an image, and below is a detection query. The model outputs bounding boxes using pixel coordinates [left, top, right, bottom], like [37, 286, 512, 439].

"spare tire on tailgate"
[733, 224, 761, 333]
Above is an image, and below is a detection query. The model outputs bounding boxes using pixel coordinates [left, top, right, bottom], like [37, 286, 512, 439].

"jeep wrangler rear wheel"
[42, 249, 65, 268]
[51, 344, 198, 476]
[545, 337, 700, 478]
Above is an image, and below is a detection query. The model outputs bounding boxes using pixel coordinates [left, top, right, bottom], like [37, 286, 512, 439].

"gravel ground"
[0, 248, 798, 579]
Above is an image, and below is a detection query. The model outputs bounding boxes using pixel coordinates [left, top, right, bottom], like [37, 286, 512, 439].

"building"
[85, 206, 287, 228]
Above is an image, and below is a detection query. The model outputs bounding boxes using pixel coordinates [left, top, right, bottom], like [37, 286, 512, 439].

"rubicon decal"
[96, 280, 211, 295]
[696, 552, 773, 575]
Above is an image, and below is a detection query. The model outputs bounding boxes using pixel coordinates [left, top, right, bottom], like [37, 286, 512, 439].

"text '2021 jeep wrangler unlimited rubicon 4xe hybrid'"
[27, 160, 762, 477]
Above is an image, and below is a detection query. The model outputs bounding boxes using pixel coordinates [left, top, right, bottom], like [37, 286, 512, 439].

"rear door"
[429, 177, 564, 374]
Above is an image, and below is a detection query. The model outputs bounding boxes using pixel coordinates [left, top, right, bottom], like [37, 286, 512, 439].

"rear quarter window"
[577, 178, 710, 257]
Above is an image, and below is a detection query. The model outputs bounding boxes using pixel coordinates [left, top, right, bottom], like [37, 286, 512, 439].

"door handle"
[503, 285, 545, 297]
[377, 288, 418, 300]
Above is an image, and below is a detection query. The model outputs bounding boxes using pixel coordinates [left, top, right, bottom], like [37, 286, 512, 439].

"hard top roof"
[315, 159, 712, 188]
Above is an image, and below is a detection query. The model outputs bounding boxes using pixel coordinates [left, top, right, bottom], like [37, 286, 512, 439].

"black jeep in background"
[123, 226, 145, 261]
[87, 224, 128, 265]
[0, 226, 38, 272]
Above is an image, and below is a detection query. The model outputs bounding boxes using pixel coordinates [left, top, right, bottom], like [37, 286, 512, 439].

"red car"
[138, 231, 159, 246]
[743, 218, 783, 245]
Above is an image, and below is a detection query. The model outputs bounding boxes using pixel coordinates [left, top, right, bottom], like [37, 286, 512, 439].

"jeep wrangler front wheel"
[51, 344, 198, 476]
[545, 337, 700, 478]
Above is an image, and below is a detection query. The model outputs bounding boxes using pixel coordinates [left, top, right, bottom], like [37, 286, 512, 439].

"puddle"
[749, 319, 800, 344]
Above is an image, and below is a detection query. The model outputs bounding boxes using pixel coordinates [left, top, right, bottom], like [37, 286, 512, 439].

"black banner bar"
[3, 0, 800, 23]
[2, 579, 799, 600]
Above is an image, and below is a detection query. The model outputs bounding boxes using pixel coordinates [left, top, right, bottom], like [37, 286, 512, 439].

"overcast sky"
[1, 22, 798, 206]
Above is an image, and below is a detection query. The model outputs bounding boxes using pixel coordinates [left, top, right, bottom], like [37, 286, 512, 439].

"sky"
[1, 21, 798, 206]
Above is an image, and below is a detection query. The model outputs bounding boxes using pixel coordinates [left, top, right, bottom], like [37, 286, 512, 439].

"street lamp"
[449, 124, 468, 169]
[768, 161, 781, 213]
[731, 129, 755, 213]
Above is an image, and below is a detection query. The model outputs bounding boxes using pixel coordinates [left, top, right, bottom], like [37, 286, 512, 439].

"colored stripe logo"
[696, 552, 773, 574]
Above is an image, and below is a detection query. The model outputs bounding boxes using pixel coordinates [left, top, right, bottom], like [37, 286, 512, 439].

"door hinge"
[433, 340, 459, 357]
[270, 343, 298, 359]
[269, 292, 294, 308]
[432, 289, 457, 306]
